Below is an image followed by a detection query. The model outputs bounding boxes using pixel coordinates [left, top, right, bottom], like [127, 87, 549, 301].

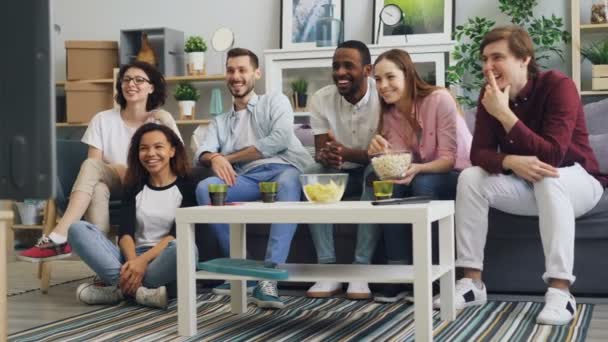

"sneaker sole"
[536, 316, 574, 326]
[17, 252, 72, 263]
[306, 288, 342, 298]
[434, 298, 487, 310]
[212, 287, 255, 295]
[248, 297, 285, 309]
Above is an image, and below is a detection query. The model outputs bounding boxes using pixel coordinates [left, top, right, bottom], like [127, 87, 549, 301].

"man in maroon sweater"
[437, 26, 607, 325]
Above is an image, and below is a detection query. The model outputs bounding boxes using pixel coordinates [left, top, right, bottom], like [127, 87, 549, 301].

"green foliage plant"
[447, 0, 571, 108]
[581, 40, 608, 65]
[185, 36, 207, 53]
[291, 78, 308, 94]
[174, 82, 200, 101]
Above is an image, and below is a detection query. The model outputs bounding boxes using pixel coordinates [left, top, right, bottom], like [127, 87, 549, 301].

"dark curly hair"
[115, 61, 166, 111]
[124, 123, 190, 190]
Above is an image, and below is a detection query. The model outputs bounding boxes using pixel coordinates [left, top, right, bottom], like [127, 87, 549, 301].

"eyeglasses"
[120, 76, 151, 85]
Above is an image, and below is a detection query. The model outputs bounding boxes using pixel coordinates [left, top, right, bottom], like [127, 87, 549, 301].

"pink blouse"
[381, 89, 472, 170]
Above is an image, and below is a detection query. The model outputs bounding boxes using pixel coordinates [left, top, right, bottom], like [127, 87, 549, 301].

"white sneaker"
[434, 278, 487, 310]
[306, 281, 342, 298]
[536, 287, 576, 325]
[135, 286, 168, 309]
[346, 281, 372, 300]
[76, 282, 123, 305]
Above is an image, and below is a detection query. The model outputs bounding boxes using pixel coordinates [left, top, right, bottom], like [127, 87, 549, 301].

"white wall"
[53, 0, 572, 82]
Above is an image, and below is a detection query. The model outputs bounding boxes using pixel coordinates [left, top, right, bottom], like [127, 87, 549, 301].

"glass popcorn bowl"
[370, 151, 412, 180]
[300, 173, 348, 203]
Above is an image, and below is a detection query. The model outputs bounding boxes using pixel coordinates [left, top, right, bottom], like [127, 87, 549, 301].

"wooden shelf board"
[56, 122, 88, 127]
[57, 119, 211, 127]
[581, 90, 608, 96]
[581, 23, 608, 31]
[56, 78, 114, 86]
[166, 74, 225, 82]
[12, 224, 44, 230]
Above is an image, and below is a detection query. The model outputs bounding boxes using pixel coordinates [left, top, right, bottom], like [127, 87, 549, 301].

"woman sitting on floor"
[68, 123, 196, 309]
[361, 49, 472, 303]
[19, 61, 181, 262]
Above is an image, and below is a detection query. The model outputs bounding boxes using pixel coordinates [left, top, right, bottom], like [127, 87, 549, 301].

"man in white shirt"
[305, 40, 381, 299]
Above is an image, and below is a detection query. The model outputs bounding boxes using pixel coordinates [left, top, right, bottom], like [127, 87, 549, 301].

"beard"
[228, 80, 255, 98]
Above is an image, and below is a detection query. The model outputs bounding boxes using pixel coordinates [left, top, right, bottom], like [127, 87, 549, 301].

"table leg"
[1, 211, 14, 342]
[439, 215, 456, 322]
[177, 222, 197, 337]
[229, 223, 247, 314]
[413, 218, 433, 341]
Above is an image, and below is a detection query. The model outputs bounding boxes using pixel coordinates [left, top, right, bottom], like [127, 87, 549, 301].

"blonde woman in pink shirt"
[363, 49, 472, 303]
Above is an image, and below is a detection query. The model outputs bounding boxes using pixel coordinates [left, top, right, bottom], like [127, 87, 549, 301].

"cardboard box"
[66, 40, 118, 81]
[65, 82, 114, 123]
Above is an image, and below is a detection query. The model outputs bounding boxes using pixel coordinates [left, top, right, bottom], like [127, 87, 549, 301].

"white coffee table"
[176, 201, 455, 341]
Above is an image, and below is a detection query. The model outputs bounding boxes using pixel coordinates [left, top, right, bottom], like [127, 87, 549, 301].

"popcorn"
[371, 152, 412, 180]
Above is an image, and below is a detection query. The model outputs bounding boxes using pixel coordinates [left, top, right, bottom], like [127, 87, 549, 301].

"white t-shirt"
[309, 77, 380, 169]
[134, 183, 183, 247]
[230, 109, 286, 174]
[81, 109, 181, 165]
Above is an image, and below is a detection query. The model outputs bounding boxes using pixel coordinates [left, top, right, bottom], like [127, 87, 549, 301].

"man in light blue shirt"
[194, 47, 313, 310]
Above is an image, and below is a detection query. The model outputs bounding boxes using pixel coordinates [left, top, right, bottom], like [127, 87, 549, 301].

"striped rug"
[9, 294, 593, 341]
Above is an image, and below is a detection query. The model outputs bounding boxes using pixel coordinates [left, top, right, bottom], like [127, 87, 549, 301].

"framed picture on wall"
[280, 0, 344, 49]
[372, 0, 453, 45]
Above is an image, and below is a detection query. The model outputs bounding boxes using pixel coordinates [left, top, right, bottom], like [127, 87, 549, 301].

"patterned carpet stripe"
[9, 294, 593, 342]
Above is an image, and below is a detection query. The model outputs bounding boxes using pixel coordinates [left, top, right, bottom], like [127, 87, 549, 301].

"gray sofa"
[220, 98, 608, 295]
[463, 98, 608, 295]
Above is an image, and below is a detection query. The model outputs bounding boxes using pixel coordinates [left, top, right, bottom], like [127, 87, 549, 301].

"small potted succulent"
[185, 36, 208, 75]
[174, 82, 200, 119]
[290, 78, 308, 109]
[581, 39, 608, 90]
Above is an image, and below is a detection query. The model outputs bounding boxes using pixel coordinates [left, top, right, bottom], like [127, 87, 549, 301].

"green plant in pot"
[174, 82, 200, 120]
[291, 78, 309, 109]
[185, 35, 208, 75]
[447, 0, 570, 108]
[581, 40, 608, 90]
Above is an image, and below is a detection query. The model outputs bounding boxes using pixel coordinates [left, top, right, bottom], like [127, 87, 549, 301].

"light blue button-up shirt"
[194, 92, 313, 173]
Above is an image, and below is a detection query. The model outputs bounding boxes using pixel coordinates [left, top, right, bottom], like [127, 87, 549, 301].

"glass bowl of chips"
[300, 173, 348, 204]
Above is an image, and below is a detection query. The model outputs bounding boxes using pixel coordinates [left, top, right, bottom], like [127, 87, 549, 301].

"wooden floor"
[7, 262, 608, 338]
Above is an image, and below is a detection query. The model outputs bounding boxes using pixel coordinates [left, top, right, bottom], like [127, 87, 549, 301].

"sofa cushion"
[589, 133, 608, 173]
[583, 98, 608, 136]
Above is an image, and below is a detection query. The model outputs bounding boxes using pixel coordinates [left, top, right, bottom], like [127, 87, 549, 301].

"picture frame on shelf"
[372, 0, 453, 45]
[280, 0, 344, 49]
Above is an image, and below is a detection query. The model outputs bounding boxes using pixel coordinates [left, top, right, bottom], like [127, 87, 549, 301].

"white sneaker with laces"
[536, 287, 576, 325]
[306, 281, 342, 298]
[76, 282, 123, 305]
[434, 278, 487, 310]
[346, 281, 372, 300]
[135, 286, 168, 309]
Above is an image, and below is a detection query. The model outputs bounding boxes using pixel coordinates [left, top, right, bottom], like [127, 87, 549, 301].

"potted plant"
[174, 82, 200, 120]
[185, 36, 207, 75]
[581, 40, 608, 90]
[291, 78, 308, 109]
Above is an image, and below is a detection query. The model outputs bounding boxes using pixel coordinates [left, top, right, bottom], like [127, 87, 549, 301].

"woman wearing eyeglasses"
[19, 61, 181, 262]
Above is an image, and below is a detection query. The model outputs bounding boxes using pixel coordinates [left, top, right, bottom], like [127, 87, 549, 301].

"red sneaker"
[18, 235, 72, 263]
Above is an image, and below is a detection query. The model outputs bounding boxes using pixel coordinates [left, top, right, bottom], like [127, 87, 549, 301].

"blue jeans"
[195, 163, 302, 264]
[68, 221, 184, 297]
[305, 163, 380, 264]
[360, 166, 460, 263]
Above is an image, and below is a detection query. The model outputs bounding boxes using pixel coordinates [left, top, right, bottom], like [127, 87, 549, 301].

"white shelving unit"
[264, 42, 456, 117]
